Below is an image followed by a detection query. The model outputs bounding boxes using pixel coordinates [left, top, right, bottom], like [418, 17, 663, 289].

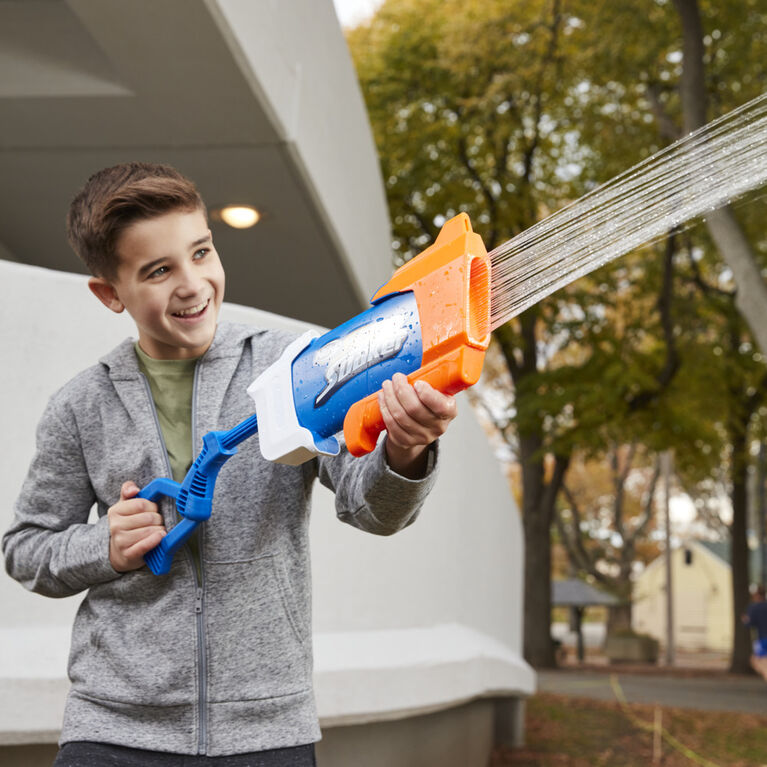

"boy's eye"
[148, 265, 168, 279]
[193, 248, 209, 260]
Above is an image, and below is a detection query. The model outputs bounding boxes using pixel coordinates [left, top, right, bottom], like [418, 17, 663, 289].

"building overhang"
[0, 0, 392, 327]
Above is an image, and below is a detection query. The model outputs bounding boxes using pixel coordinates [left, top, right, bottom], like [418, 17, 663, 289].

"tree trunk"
[520, 439, 570, 668]
[704, 208, 767, 354]
[520, 432, 556, 668]
[674, 0, 762, 674]
[607, 603, 633, 635]
[496, 316, 570, 668]
[673, 0, 767, 354]
[607, 564, 634, 634]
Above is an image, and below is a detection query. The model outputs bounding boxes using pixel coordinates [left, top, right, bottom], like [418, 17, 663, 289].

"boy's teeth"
[174, 300, 208, 317]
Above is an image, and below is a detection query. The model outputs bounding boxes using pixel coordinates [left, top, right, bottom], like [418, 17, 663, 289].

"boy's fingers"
[379, 393, 417, 447]
[120, 526, 166, 551]
[388, 373, 457, 427]
[113, 529, 166, 572]
[382, 378, 426, 434]
[116, 510, 165, 531]
[112, 525, 166, 559]
[111, 492, 159, 518]
[390, 373, 429, 419]
[119, 481, 140, 501]
[414, 380, 457, 421]
[380, 380, 431, 446]
[378, 373, 458, 452]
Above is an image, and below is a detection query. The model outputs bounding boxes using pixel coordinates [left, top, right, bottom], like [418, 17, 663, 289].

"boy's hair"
[67, 162, 206, 280]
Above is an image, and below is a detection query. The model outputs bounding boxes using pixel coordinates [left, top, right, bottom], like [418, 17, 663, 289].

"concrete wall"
[0, 259, 532, 763]
[206, 0, 394, 301]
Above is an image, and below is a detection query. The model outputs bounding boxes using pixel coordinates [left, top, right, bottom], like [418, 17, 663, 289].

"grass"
[490, 693, 767, 766]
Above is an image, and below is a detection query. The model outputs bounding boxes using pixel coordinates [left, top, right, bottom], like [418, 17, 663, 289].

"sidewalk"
[537, 649, 767, 716]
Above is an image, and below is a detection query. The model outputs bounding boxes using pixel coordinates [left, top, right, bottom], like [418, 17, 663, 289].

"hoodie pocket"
[70, 570, 198, 706]
[204, 554, 311, 703]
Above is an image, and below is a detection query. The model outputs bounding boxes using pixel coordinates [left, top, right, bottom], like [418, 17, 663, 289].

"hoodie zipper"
[140, 371, 208, 755]
[190, 362, 208, 755]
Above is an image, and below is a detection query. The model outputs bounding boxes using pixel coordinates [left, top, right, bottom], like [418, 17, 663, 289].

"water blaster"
[251, 212, 491, 463]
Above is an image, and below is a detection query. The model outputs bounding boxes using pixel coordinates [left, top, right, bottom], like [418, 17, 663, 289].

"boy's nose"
[175, 265, 205, 296]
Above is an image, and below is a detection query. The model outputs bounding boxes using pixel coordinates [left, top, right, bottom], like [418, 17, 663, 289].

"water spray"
[489, 91, 767, 327]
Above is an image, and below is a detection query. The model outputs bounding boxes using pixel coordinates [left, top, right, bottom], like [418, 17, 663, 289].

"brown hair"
[66, 162, 205, 280]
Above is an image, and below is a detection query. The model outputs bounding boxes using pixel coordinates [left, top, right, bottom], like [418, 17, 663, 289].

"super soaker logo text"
[314, 318, 409, 406]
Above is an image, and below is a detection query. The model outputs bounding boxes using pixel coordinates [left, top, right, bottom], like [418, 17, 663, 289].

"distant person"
[743, 585, 767, 680]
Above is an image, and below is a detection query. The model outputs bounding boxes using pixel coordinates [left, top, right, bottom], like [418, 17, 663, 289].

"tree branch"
[559, 482, 610, 586]
[645, 82, 682, 142]
[630, 453, 661, 543]
[627, 229, 680, 410]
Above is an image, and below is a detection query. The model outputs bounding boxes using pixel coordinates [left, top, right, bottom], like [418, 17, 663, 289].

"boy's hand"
[379, 372, 457, 479]
[108, 481, 166, 572]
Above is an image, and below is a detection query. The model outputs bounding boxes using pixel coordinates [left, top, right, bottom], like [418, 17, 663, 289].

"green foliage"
[348, 0, 591, 258]
[348, 0, 767, 601]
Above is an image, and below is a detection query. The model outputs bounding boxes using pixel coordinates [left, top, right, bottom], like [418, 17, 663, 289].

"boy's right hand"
[108, 481, 167, 572]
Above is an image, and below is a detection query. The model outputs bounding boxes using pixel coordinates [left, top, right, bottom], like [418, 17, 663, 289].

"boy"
[3, 162, 456, 766]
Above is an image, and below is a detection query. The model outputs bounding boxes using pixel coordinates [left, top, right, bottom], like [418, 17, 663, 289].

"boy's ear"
[88, 277, 125, 313]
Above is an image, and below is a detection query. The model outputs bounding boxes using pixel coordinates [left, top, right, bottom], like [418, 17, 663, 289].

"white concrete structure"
[0, 261, 533, 765]
[0, 1, 532, 764]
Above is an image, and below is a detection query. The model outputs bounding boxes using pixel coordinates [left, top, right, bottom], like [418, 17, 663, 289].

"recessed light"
[216, 205, 261, 229]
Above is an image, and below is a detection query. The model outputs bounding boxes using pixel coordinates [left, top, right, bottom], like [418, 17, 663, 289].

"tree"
[671, 0, 767, 675]
[348, 0, 767, 670]
[349, 0, 599, 668]
[677, 231, 767, 672]
[672, 0, 767, 354]
[555, 445, 661, 632]
[569, 0, 767, 673]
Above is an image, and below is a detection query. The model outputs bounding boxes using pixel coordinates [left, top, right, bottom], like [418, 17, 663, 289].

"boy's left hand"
[379, 372, 457, 479]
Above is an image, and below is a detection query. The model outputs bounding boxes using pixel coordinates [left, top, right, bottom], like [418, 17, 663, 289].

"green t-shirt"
[135, 344, 202, 575]
[135, 343, 197, 483]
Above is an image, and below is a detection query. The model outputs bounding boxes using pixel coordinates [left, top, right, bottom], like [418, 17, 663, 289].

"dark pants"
[53, 741, 316, 767]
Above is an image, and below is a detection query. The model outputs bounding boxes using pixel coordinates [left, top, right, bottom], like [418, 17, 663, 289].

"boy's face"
[89, 208, 225, 359]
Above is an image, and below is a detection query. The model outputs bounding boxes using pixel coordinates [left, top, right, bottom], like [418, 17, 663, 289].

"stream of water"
[488, 92, 767, 329]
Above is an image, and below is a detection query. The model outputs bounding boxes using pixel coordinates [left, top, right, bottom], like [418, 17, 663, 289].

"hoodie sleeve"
[316, 437, 438, 536]
[2, 396, 120, 597]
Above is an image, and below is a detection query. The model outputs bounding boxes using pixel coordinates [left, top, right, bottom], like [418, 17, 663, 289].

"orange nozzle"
[343, 213, 491, 456]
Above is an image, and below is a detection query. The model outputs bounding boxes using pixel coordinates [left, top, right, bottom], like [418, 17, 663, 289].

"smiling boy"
[3, 162, 455, 766]
[89, 209, 225, 360]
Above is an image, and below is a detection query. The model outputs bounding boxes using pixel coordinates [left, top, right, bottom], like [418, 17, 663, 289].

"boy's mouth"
[172, 298, 210, 319]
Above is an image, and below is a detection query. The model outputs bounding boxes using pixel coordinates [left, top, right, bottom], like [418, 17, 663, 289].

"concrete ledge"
[314, 624, 535, 727]
[0, 624, 533, 745]
[317, 697, 499, 767]
[0, 627, 71, 745]
[0, 678, 69, 746]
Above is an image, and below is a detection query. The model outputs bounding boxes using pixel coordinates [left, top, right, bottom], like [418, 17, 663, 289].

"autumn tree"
[349, 0, 690, 667]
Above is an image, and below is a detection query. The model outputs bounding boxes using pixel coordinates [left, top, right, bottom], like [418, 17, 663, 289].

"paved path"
[537, 668, 767, 716]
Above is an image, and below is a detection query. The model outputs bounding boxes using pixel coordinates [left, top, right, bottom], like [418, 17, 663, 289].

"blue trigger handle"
[140, 413, 259, 575]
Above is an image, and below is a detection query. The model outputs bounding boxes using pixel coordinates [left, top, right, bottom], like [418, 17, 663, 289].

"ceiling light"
[217, 205, 261, 229]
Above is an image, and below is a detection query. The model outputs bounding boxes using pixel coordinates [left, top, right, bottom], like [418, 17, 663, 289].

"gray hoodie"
[3, 323, 437, 756]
